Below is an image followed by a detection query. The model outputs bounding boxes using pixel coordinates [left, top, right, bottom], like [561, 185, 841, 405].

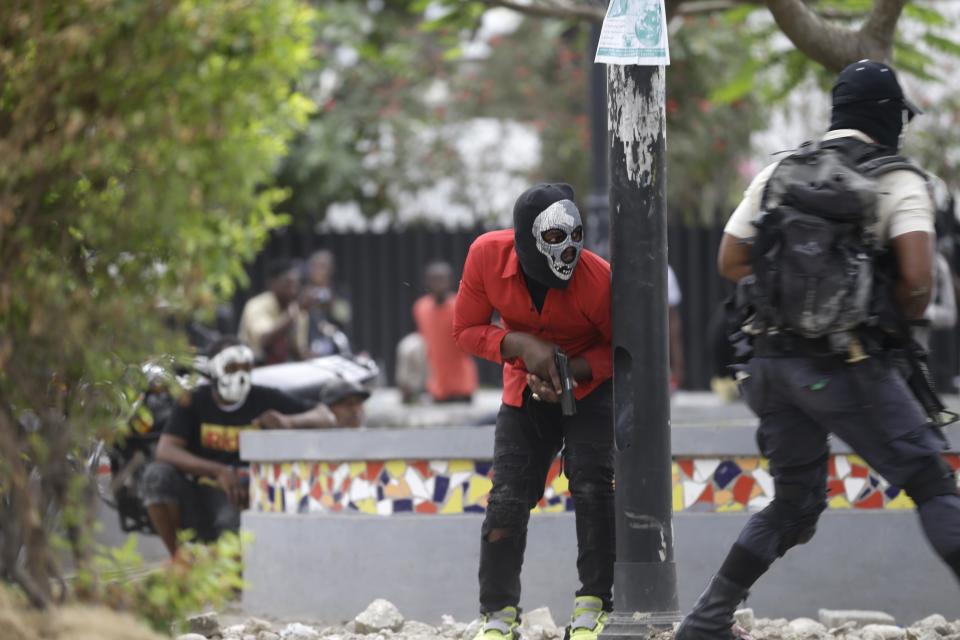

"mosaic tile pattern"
[250, 454, 960, 515]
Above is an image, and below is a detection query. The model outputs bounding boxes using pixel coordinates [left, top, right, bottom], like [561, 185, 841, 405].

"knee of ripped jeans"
[564, 447, 614, 490]
[483, 485, 531, 538]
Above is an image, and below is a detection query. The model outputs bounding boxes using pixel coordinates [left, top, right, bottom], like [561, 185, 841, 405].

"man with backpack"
[676, 60, 960, 640]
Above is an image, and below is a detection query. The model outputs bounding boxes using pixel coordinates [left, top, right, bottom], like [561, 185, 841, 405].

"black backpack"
[750, 137, 925, 348]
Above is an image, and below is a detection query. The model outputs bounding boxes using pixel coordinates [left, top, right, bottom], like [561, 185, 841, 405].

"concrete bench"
[240, 424, 960, 623]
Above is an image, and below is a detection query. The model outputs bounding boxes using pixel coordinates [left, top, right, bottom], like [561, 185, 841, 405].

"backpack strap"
[818, 136, 928, 181]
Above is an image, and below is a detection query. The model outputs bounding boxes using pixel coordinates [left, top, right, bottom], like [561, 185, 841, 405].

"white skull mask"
[211, 345, 254, 404]
[531, 199, 583, 281]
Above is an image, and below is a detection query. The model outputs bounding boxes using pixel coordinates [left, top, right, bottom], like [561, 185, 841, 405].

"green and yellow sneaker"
[473, 606, 520, 640]
[566, 596, 609, 640]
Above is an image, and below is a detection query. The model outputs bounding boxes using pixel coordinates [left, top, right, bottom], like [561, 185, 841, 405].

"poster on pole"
[594, 0, 670, 66]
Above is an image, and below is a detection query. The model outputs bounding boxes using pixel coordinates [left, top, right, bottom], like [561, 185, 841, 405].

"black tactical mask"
[829, 59, 921, 152]
[513, 183, 584, 289]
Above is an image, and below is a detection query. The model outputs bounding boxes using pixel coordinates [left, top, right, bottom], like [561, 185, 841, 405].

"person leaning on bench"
[140, 336, 336, 559]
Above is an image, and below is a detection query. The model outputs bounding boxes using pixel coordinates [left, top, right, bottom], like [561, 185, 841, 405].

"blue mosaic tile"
[298, 496, 309, 514]
[714, 461, 741, 489]
[394, 499, 413, 512]
[464, 505, 485, 514]
[377, 486, 384, 500]
[379, 470, 390, 484]
[565, 497, 574, 511]
[433, 476, 450, 502]
[475, 461, 492, 476]
[548, 496, 562, 506]
[885, 485, 902, 498]
[333, 492, 342, 502]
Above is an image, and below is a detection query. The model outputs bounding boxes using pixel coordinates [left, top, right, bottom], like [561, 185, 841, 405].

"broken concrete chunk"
[187, 612, 221, 637]
[791, 618, 829, 637]
[280, 622, 320, 640]
[244, 617, 273, 634]
[735, 609, 756, 631]
[257, 633, 281, 640]
[176, 635, 208, 640]
[354, 599, 405, 634]
[861, 625, 907, 640]
[820, 611, 897, 629]
[522, 607, 558, 632]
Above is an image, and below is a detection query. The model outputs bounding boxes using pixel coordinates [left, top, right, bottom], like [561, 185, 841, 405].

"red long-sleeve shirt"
[453, 229, 612, 407]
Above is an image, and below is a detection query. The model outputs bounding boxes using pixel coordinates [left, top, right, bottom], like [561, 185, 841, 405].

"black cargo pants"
[478, 379, 615, 613]
[733, 355, 960, 579]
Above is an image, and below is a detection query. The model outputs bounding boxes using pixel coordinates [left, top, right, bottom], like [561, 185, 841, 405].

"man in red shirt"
[413, 261, 479, 403]
[454, 183, 613, 640]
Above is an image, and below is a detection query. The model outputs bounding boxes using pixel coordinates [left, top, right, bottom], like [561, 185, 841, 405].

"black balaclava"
[829, 59, 921, 152]
[513, 183, 584, 289]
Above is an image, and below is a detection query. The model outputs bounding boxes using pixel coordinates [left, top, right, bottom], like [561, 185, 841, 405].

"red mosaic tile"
[342, 477, 352, 493]
[678, 460, 695, 479]
[546, 460, 561, 484]
[856, 491, 883, 509]
[947, 455, 960, 471]
[332, 503, 343, 512]
[412, 461, 431, 478]
[310, 482, 324, 501]
[827, 480, 845, 498]
[696, 485, 714, 504]
[273, 465, 281, 481]
[850, 465, 869, 479]
[416, 502, 438, 514]
[732, 476, 755, 505]
[827, 457, 836, 480]
[366, 461, 384, 481]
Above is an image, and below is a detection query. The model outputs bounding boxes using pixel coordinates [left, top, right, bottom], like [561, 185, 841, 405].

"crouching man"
[454, 183, 614, 640]
[141, 337, 336, 557]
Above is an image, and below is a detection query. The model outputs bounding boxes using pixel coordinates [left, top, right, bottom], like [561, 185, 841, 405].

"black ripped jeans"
[478, 380, 615, 613]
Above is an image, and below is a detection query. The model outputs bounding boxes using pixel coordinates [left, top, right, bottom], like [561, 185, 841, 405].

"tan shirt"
[239, 292, 291, 361]
[724, 129, 934, 246]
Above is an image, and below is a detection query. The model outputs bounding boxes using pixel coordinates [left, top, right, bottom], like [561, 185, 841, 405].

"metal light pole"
[601, 63, 680, 637]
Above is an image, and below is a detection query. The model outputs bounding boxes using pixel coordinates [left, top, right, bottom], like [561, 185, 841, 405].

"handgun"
[555, 350, 577, 416]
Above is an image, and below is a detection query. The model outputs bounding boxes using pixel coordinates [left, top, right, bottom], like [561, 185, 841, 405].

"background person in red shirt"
[413, 260, 479, 403]
[454, 183, 613, 640]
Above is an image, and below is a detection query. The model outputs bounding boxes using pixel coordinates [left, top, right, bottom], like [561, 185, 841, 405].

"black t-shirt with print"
[164, 385, 310, 466]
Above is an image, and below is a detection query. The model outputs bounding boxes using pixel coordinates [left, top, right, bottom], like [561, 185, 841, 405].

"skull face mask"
[210, 344, 254, 405]
[532, 200, 583, 281]
[513, 183, 584, 289]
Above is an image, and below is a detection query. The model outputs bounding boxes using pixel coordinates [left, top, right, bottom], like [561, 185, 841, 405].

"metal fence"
[236, 224, 959, 391]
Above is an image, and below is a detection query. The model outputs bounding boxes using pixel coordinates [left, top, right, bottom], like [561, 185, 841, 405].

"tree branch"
[476, 0, 605, 22]
[859, 0, 907, 58]
[764, 0, 898, 72]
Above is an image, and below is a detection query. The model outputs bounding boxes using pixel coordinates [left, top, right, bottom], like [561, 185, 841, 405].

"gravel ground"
[178, 600, 960, 640]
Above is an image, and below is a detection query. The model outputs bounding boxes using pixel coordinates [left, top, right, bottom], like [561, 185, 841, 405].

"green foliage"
[83, 532, 248, 634]
[276, 1, 471, 223]
[711, 0, 959, 104]
[0, 0, 313, 606]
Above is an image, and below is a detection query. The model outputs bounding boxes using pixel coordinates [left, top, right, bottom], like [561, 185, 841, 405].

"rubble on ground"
[176, 601, 960, 640]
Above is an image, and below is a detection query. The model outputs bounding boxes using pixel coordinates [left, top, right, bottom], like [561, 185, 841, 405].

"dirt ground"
[0, 589, 166, 640]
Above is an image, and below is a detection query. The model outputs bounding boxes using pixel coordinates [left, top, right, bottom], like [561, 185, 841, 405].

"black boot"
[675, 574, 749, 640]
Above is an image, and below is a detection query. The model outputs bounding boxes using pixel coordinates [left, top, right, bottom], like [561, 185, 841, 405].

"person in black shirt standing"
[141, 337, 336, 557]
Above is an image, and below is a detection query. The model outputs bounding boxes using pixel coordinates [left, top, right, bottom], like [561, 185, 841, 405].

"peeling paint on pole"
[608, 65, 666, 187]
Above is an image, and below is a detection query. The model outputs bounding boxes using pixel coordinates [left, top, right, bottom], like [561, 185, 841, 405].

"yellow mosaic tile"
[551, 474, 569, 495]
[885, 492, 915, 510]
[717, 502, 745, 513]
[735, 457, 759, 471]
[673, 483, 683, 513]
[846, 454, 867, 467]
[385, 460, 407, 478]
[355, 498, 377, 514]
[467, 476, 493, 506]
[829, 495, 851, 509]
[449, 460, 473, 474]
[441, 487, 464, 514]
[349, 462, 366, 478]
